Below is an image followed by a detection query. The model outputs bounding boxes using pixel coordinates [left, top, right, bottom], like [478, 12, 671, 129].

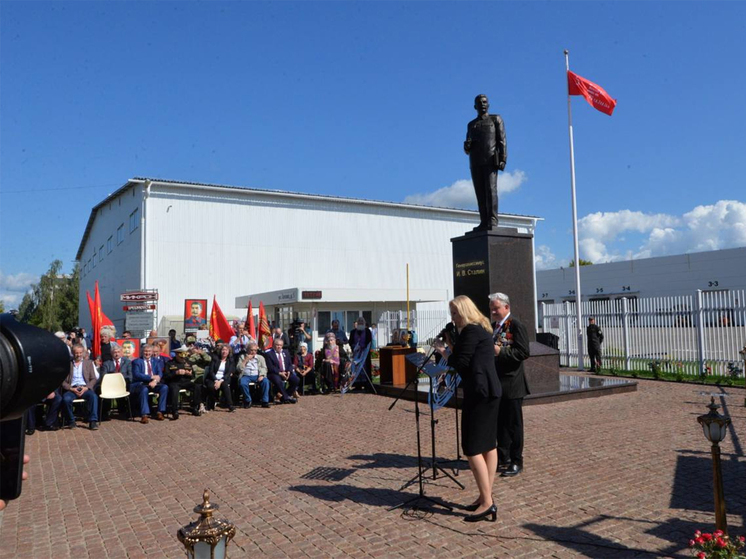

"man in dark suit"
[490, 292, 530, 477]
[264, 338, 298, 404]
[587, 317, 604, 372]
[131, 343, 168, 423]
[98, 343, 132, 420]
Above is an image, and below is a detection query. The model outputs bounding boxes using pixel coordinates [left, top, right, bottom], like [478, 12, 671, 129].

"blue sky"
[2, 1, 745, 307]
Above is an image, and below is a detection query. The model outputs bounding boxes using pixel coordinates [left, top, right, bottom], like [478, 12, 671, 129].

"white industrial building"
[536, 246, 746, 305]
[76, 177, 540, 346]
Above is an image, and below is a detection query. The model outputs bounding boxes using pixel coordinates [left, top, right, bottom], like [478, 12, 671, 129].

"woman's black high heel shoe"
[464, 501, 481, 512]
[464, 504, 497, 522]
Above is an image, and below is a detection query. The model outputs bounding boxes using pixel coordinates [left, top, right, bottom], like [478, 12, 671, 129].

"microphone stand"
[388, 344, 452, 512]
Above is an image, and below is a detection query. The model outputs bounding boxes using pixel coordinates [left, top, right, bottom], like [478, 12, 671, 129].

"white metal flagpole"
[564, 49, 585, 370]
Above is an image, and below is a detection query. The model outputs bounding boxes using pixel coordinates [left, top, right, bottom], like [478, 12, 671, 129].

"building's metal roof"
[76, 176, 542, 260]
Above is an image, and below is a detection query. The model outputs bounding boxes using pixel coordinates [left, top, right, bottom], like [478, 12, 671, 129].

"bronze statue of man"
[464, 94, 507, 231]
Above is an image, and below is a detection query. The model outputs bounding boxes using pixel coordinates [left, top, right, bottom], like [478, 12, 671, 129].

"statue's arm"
[496, 115, 507, 170]
[464, 122, 472, 154]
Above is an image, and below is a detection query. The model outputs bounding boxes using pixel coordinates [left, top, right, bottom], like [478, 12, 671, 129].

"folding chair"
[99, 373, 133, 421]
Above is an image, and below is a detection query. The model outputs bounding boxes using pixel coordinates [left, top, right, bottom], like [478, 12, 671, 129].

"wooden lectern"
[378, 346, 417, 385]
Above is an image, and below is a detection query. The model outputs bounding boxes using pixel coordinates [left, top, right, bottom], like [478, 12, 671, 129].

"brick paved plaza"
[1, 374, 744, 558]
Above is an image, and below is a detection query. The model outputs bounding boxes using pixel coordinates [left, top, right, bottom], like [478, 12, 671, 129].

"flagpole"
[565, 49, 585, 370]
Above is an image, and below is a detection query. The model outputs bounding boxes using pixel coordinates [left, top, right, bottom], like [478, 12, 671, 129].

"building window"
[117, 224, 124, 244]
[92, 252, 97, 268]
[107, 236, 113, 254]
[318, 311, 331, 334]
[99, 246, 104, 262]
[129, 208, 139, 233]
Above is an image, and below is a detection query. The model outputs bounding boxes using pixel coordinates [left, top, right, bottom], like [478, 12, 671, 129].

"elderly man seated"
[265, 338, 298, 404]
[162, 345, 203, 419]
[236, 341, 271, 408]
[98, 343, 133, 420]
[131, 343, 168, 423]
[61, 344, 99, 430]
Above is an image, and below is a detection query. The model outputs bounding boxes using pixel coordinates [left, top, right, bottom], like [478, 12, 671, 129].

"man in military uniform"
[587, 317, 604, 373]
[163, 345, 203, 419]
[185, 336, 211, 374]
[464, 94, 507, 231]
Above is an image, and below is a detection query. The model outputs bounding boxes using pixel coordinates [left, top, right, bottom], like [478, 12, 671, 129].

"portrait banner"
[184, 299, 208, 332]
[116, 338, 140, 361]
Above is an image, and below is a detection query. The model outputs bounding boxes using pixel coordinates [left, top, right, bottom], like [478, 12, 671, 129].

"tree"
[569, 259, 593, 267]
[0, 300, 4, 313]
[15, 260, 79, 332]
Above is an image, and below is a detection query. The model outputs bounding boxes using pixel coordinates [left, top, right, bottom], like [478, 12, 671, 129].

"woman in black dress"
[439, 295, 502, 522]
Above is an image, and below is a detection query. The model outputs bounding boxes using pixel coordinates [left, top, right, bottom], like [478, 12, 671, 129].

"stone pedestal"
[451, 227, 536, 340]
[451, 226, 560, 393]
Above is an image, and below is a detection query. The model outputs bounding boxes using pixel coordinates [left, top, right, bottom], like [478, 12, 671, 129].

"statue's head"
[474, 94, 490, 115]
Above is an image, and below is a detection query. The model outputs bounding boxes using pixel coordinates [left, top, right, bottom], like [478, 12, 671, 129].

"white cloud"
[0, 271, 38, 309]
[534, 245, 558, 270]
[404, 170, 527, 209]
[575, 200, 746, 263]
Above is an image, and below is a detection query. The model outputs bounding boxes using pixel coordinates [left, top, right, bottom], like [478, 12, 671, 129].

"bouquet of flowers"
[689, 529, 745, 558]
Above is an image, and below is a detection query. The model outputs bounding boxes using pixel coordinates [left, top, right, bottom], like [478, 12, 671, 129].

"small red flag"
[86, 291, 96, 330]
[94, 281, 114, 328]
[568, 70, 617, 116]
[209, 296, 235, 343]
[245, 300, 256, 340]
[257, 302, 272, 350]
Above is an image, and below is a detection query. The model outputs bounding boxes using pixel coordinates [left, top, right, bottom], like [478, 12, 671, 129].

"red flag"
[94, 281, 114, 328]
[568, 70, 617, 116]
[86, 291, 96, 329]
[209, 296, 235, 343]
[245, 300, 256, 340]
[257, 302, 272, 350]
[93, 281, 114, 359]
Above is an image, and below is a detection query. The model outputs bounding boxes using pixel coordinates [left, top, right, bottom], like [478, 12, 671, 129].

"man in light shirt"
[61, 344, 99, 430]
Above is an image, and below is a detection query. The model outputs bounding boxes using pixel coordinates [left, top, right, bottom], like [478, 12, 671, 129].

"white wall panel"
[79, 180, 538, 333]
[537, 247, 746, 303]
[78, 185, 142, 332]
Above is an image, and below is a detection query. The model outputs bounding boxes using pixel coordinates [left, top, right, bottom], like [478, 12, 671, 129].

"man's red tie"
[116, 359, 120, 372]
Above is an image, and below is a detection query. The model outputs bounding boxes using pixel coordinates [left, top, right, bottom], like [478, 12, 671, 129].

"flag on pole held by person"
[209, 296, 235, 342]
[567, 70, 617, 115]
[257, 302, 272, 350]
[86, 291, 96, 330]
[93, 281, 114, 358]
[245, 300, 256, 340]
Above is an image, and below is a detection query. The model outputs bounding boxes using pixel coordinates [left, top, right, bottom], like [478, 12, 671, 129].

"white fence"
[377, 310, 450, 349]
[540, 289, 746, 377]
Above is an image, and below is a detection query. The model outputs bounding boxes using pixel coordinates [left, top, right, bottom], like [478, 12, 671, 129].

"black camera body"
[1, 314, 70, 501]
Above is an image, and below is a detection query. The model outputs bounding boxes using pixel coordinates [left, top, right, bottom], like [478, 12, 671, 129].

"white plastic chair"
[99, 373, 133, 421]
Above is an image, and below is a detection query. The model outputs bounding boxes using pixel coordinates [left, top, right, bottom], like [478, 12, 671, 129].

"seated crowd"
[25, 318, 376, 434]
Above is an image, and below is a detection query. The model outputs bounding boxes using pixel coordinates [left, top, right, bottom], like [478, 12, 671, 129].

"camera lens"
[0, 314, 71, 421]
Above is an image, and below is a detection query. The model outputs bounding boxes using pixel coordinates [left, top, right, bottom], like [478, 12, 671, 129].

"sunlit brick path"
[2, 374, 744, 558]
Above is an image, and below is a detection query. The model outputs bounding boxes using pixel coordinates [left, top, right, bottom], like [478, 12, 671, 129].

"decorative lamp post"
[697, 397, 731, 534]
[177, 490, 236, 559]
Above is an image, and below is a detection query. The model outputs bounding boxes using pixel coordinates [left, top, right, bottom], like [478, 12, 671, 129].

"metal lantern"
[177, 490, 236, 559]
[697, 397, 731, 443]
[697, 397, 731, 534]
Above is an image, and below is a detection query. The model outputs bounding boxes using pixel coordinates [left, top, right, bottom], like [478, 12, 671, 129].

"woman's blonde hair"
[449, 295, 492, 333]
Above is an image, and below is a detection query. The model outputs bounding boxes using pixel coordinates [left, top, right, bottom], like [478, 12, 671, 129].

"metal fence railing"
[540, 289, 746, 377]
[377, 309, 449, 349]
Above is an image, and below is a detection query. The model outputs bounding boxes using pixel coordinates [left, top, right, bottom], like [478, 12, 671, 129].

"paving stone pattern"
[1, 374, 744, 558]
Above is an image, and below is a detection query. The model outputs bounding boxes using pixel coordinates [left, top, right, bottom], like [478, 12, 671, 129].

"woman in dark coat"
[438, 295, 502, 522]
[204, 344, 236, 412]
